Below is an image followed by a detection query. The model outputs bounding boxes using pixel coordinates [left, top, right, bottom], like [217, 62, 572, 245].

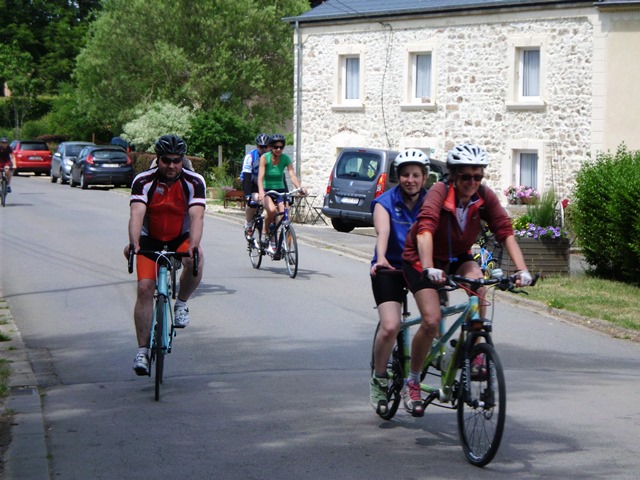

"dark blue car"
[70, 145, 133, 189]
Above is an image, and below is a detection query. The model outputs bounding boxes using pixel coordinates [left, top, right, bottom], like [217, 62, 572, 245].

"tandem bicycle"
[246, 188, 303, 278]
[128, 245, 199, 401]
[370, 268, 538, 467]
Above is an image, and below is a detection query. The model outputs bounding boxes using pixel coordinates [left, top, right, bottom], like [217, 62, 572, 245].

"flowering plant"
[513, 223, 568, 239]
[504, 185, 540, 205]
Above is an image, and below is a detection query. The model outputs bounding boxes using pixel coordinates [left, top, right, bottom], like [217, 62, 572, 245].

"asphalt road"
[1, 174, 640, 479]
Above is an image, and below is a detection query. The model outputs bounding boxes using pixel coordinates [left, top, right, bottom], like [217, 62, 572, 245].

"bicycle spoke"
[283, 225, 298, 278]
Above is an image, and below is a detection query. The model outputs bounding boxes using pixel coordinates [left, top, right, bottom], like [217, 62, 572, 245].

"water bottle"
[439, 340, 456, 372]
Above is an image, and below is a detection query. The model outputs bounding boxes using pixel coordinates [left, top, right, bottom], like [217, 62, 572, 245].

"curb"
[1, 300, 49, 480]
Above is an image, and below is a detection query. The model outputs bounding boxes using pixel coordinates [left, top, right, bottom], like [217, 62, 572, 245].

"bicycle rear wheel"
[154, 297, 166, 401]
[283, 225, 298, 278]
[370, 323, 404, 420]
[457, 343, 506, 467]
[248, 218, 263, 269]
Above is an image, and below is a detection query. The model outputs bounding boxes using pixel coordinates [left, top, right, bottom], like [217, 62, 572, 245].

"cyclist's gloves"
[423, 267, 445, 283]
[517, 269, 533, 286]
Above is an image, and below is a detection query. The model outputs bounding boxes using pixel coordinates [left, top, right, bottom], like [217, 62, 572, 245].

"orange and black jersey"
[130, 168, 207, 242]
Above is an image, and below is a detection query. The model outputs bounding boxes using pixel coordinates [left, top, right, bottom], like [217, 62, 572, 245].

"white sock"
[175, 299, 187, 309]
[137, 346, 149, 356]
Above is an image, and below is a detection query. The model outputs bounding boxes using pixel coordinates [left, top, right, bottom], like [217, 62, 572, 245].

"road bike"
[246, 188, 302, 278]
[370, 269, 537, 467]
[473, 227, 503, 280]
[128, 246, 199, 401]
[1, 168, 9, 207]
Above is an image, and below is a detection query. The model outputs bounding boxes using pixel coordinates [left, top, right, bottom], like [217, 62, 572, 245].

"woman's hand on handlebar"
[371, 260, 394, 277]
[422, 267, 446, 284]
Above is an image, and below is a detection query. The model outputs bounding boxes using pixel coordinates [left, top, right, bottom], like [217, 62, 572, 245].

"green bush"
[573, 144, 640, 283]
[525, 190, 559, 227]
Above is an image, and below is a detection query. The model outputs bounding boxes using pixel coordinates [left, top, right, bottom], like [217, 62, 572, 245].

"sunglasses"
[271, 145, 284, 150]
[459, 174, 484, 182]
[160, 156, 184, 165]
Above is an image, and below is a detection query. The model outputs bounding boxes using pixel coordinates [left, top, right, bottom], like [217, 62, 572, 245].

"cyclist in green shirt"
[257, 134, 305, 253]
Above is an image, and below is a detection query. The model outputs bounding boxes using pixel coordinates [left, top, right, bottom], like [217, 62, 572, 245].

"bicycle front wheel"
[283, 225, 298, 278]
[457, 343, 506, 467]
[1, 179, 6, 207]
[248, 218, 263, 269]
[370, 323, 404, 420]
[154, 297, 166, 401]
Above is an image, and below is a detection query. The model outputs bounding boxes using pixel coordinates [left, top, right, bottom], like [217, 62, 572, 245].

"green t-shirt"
[263, 152, 291, 190]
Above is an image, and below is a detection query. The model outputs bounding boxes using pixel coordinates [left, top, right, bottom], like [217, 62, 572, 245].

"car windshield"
[66, 145, 88, 156]
[93, 149, 127, 160]
[21, 142, 48, 151]
[336, 152, 380, 181]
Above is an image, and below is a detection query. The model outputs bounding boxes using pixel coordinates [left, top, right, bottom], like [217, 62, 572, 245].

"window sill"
[506, 101, 547, 111]
[331, 103, 365, 112]
[400, 103, 437, 112]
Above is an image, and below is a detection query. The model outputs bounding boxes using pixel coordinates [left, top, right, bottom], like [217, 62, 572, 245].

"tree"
[122, 101, 193, 153]
[0, 43, 39, 137]
[74, 0, 309, 132]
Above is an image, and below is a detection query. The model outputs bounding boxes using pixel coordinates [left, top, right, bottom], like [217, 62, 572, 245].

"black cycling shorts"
[371, 269, 407, 305]
[402, 253, 475, 293]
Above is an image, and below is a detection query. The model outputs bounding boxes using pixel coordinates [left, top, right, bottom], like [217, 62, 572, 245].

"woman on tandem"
[400, 143, 533, 417]
[369, 148, 431, 415]
[257, 134, 305, 254]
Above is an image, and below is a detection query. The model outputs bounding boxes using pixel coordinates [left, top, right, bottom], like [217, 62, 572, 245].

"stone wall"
[294, 9, 597, 202]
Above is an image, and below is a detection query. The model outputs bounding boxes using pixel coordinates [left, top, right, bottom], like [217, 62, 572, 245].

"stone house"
[285, 0, 640, 203]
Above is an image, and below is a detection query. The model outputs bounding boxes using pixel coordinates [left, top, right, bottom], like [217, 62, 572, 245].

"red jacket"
[402, 182, 513, 271]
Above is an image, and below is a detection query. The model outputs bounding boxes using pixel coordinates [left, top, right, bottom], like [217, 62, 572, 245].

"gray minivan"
[322, 147, 445, 232]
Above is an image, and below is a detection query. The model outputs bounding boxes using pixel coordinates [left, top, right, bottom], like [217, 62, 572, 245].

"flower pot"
[503, 237, 570, 276]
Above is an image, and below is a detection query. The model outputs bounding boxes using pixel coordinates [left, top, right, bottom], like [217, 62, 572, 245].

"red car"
[10, 140, 52, 175]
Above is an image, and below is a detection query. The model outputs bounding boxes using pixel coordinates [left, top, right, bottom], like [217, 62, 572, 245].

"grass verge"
[523, 273, 640, 331]
[0, 359, 10, 398]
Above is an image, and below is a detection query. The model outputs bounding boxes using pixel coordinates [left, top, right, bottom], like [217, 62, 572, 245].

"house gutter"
[295, 20, 302, 179]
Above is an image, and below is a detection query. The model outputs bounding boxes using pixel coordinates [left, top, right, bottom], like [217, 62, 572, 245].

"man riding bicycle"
[0, 137, 14, 193]
[401, 143, 532, 416]
[124, 134, 206, 376]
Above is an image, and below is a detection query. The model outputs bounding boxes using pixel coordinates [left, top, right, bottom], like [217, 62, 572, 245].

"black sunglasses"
[271, 145, 284, 150]
[459, 174, 483, 182]
[160, 156, 184, 165]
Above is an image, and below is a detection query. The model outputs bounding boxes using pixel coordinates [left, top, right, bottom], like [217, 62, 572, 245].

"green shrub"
[573, 144, 640, 283]
[525, 190, 559, 227]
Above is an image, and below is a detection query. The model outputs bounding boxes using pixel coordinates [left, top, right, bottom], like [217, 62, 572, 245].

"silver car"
[50, 141, 95, 184]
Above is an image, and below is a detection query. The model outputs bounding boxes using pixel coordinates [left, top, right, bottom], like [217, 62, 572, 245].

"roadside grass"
[523, 273, 640, 331]
[0, 359, 10, 398]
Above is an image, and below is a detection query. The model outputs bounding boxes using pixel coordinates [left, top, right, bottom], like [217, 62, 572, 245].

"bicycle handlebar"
[446, 272, 539, 293]
[127, 244, 199, 277]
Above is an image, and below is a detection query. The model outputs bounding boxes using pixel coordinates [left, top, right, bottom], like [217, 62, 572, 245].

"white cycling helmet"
[446, 144, 489, 167]
[394, 148, 430, 175]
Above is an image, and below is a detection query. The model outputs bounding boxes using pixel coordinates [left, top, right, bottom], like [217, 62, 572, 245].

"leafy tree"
[0, 43, 39, 137]
[122, 101, 194, 153]
[74, 0, 309, 132]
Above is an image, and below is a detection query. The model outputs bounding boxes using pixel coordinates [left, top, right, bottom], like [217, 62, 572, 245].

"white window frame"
[401, 43, 437, 111]
[503, 139, 546, 202]
[506, 37, 547, 111]
[333, 46, 365, 111]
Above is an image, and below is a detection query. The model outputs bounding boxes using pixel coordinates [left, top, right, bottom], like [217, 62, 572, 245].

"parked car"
[321, 147, 446, 232]
[50, 141, 95, 184]
[69, 145, 133, 189]
[9, 140, 52, 175]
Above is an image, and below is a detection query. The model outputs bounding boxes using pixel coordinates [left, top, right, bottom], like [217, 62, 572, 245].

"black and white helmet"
[394, 148, 430, 175]
[255, 133, 270, 147]
[446, 144, 489, 167]
[154, 134, 187, 156]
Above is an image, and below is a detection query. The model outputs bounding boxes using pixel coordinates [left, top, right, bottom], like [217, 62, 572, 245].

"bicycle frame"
[395, 293, 485, 404]
[151, 257, 174, 355]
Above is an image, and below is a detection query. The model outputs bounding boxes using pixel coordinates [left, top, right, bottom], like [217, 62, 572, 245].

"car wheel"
[50, 170, 57, 183]
[81, 173, 88, 190]
[331, 218, 356, 233]
[69, 175, 76, 187]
